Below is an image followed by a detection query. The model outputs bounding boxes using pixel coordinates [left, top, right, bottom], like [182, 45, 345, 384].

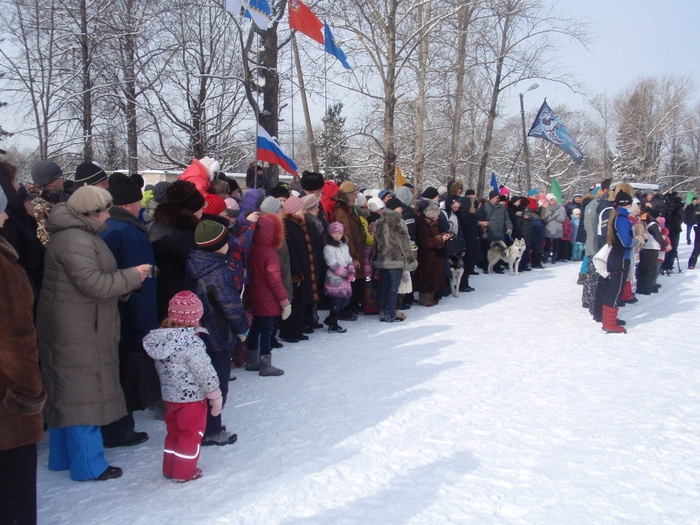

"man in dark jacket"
[99, 173, 158, 449]
[684, 197, 698, 245]
[477, 190, 512, 273]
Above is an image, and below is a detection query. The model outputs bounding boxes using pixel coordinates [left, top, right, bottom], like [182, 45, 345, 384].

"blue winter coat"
[99, 207, 158, 348]
[185, 250, 248, 353]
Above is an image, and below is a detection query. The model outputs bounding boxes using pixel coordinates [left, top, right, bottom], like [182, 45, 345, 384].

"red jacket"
[179, 158, 211, 195]
[248, 214, 290, 316]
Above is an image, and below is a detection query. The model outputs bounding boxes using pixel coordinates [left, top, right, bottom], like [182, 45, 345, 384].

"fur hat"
[368, 197, 385, 213]
[423, 201, 440, 219]
[282, 195, 304, 215]
[108, 172, 142, 206]
[437, 185, 448, 196]
[198, 156, 220, 181]
[74, 162, 108, 187]
[260, 196, 283, 215]
[269, 182, 291, 200]
[203, 193, 226, 216]
[31, 160, 63, 187]
[302, 194, 319, 210]
[153, 181, 171, 203]
[168, 291, 203, 327]
[0, 186, 7, 214]
[301, 171, 324, 191]
[67, 186, 113, 216]
[195, 220, 229, 252]
[488, 190, 499, 200]
[385, 197, 404, 211]
[328, 221, 344, 235]
[422, 187, 439, 200]
[338, 181, 358, 195]
[166, 180, 205, 212]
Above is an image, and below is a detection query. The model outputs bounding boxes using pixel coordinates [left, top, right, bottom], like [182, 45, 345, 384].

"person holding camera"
[37, 186, 152, 481]
[98, 173, 160, 449]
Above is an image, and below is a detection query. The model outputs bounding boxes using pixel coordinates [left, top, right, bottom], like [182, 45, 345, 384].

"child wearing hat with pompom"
[323, 221, 356, 333]
[142, 291, 222, 482]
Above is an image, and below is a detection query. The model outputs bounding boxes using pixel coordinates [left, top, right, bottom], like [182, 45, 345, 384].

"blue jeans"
[330, 296, 350, 315]
[248, 315, 276, 356]
[49, 425, 110, 481]
[378, 268, 403, 320]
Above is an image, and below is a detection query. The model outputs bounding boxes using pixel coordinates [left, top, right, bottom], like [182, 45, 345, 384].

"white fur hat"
[198, 156, 220, 181]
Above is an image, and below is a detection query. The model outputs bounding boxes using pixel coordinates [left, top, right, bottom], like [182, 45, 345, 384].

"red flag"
[289, 0, 324, 45]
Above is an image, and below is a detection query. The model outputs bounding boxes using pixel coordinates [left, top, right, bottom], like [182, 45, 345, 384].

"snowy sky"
[513, 0, 700, 115]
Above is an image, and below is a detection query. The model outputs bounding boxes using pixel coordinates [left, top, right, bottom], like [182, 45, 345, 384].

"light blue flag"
[528, 100, 583, 164]
[324, 21, 351, 69]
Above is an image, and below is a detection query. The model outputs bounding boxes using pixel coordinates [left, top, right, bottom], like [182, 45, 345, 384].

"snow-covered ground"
[37, 240, 700, 524]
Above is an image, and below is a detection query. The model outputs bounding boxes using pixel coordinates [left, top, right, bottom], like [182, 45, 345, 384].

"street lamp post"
[520, 83, 539, 193]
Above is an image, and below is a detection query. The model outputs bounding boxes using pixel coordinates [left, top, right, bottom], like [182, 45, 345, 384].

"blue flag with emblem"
[528, 100, 583, 164]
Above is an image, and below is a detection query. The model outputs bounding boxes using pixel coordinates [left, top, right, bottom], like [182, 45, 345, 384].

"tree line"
[0, 0, 698, 197]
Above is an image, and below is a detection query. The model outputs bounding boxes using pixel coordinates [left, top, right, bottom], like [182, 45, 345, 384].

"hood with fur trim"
[254, 213, 284, 251]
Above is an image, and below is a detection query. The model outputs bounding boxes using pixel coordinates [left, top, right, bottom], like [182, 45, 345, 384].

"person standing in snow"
[323, 222, 357, 332]
[143, 292, 223, 483]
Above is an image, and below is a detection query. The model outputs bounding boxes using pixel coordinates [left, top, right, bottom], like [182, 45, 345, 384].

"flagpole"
[254, 27, 260, 189]
[291, 33, 319, 172]
[290, 37, 295, 160]
[323, 51, 328, 174]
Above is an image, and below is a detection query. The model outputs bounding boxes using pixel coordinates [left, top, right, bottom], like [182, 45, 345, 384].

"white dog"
[487, 238, 526, 276]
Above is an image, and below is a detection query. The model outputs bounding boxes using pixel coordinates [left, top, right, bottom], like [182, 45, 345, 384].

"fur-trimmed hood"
[152, 202, 200, 232]
[255, 213, 285, 251]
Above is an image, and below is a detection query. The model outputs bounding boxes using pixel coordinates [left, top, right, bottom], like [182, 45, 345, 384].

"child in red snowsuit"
[143, 291, 222, 482]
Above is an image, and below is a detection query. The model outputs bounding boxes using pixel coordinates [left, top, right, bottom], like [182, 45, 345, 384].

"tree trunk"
[413, 1, 431, 191]
[477, 9, 511, 197]
[382, 0, 398, 190]
[124, 0, 138, 174]
[260, 26, 280, 186]
[80, 0, 93, 162]
[449, 3, 472, 181]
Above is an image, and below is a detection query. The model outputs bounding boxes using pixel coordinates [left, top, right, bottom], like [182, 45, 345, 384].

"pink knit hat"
[282, 195, 304, 214]
[168, 291, 203, 327]
[328, 221, 344, 235]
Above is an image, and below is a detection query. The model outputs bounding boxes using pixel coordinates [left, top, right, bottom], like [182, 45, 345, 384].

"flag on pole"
[550, 178, 564, 205]
[289, 0, 324, 44]
[257, 126, 298, 176]
[490, 172, 499, 194]
[528, 100, 583, 164]
[226, 0, 270, 30]
[686, 190, 695, 205]
[396, 164, 405, 187]
[323, 21, 351, 69]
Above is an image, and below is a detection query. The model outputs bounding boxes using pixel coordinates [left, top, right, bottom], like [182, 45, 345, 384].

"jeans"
[330, 296, 350, 315]
[248, 315, 276, 356]
[378, 268, 403, 320]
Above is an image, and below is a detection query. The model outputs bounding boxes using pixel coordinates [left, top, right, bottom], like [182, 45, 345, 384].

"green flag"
[550, 178, 564, 205]
[687, 191, 695, 205]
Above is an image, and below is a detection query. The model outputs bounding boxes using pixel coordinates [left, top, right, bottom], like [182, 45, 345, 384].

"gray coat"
[544, 204, 566, 239]
[583, 198, 599, 257]
[37, 204, 141, 428]
[372, 209, 417, 270]
[480, 202, 512, 242]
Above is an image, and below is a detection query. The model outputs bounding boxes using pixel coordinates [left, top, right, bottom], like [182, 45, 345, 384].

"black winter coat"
[284, 214, 318, 305]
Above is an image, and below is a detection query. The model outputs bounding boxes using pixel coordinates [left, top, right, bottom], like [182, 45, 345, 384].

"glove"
[281, 304, 292, 320]
[237, 330, 248, 342]
[210, 396, 223, 417]
[506, 229, 512, 236]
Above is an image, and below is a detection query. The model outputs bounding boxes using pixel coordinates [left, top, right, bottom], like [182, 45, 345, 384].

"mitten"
[281, 304, 292, 320]
[237, 330, 248, 342]
[402, 272, 410, 283]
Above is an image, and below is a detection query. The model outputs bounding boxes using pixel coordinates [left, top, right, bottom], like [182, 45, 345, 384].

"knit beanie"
[368, 197, 385, 213]
[203, 193, 226, 216]
[488, 190, 499, 200]
[0, 186, 7, 214]
[260, 196, 283, 215]
[385, 197, 404, 211]
[130, 173, 144, 189]
[328, 221, 344, 235]
[422, 187, 439, 200]
[74, 162, 108, 187]
[465, 189, 476, 196]
[152, 181, 171, 203]
[166, 180, 205, 212]
[423, 201, 440, 219]
[31, 161, 63, 187]
[301, 171, 324, 191]
[67, 186, 113, 216]
[378, 189, 392, 200]
[529, 189, 539, 197]
[302, 194, 320, 210]
[282, 195, 304, 215]
[168, 291, 203, 327]
[195, 219, 229, 252]
[108, 172, 142, 206]
[614, 191, 632, 207]
[356, 193, 367, 207]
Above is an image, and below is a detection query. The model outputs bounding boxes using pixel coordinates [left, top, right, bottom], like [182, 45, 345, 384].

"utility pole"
[519, 83, 538, 193]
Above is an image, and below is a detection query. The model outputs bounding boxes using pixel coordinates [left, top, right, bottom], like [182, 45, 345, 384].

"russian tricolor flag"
[257, 125, 298, 176]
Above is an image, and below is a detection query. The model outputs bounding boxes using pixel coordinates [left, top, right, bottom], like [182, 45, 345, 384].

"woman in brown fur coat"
[415, 202, 450, 306]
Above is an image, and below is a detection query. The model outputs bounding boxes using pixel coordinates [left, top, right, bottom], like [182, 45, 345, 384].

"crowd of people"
[1, 154, 698, 523]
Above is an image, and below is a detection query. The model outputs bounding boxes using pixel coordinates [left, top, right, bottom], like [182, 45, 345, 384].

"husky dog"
[448, 255, 465, 297]
[487, 238, 526, 276]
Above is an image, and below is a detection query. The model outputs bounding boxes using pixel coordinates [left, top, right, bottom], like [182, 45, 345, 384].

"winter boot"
[577, 273, 585, 285]
[394, 309, 406, 320]
[245, 347, 261, 372]
[259, 354, 284, 376]
[328, 314, 347, 333]
[602, 305, 627, 333]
